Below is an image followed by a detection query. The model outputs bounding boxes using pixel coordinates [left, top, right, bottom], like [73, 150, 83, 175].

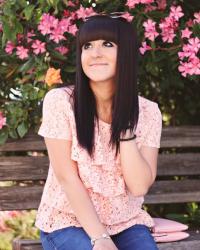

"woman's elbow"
[128, 185, 150, 197]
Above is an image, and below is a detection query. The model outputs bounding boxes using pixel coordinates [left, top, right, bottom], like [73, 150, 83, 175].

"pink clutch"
[151, 218, 190, 242]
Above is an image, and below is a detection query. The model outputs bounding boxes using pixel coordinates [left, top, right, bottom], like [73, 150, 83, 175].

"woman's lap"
[40, 224, 158, 250]
[112, 224, 158, 250]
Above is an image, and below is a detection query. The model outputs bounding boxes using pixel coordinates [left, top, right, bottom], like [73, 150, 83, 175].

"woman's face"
[81, 39, 117, 84]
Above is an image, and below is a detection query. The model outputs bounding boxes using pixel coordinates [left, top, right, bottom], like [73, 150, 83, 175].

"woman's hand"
[93, 238, 118, 250]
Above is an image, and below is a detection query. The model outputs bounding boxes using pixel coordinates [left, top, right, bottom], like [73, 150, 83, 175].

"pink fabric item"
[152, 231, 190, 242]
[152, 218, 188, 233]
[151, 218, 189, 242]
[35, 86, 162, 234]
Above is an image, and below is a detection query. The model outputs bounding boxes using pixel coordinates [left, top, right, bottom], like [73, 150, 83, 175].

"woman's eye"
[82, 43, 91, 50]
[103, 41, 113, 47]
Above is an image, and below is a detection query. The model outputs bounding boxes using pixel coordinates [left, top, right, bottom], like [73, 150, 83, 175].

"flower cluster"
[0, 111, 6, 130]
[138, 3, 199, 77]
[3, 4, 96, 61]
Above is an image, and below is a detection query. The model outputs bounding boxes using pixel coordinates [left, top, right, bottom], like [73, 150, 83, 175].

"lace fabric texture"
[36, 86, 162, 234]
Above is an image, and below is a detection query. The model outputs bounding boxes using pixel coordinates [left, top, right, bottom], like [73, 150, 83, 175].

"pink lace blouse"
[35, 86, 162, 235]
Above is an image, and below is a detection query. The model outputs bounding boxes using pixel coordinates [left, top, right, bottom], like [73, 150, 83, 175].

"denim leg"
[111, 224, 158, 250]
[40, 227, 92, 250]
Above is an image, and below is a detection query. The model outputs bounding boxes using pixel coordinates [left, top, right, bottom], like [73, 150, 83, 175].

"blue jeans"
[40, 224, 158, 250]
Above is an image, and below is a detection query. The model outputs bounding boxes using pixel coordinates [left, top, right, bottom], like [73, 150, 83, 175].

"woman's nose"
[91, 46, 103, 58]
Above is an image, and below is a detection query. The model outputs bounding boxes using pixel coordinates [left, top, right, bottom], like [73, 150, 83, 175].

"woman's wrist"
[91, 233, 111, 246]
[119, 129, 136, 141]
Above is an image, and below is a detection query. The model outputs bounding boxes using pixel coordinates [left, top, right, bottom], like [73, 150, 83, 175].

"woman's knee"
[40, 227, 92, 250]
[112, 224, 158, 250]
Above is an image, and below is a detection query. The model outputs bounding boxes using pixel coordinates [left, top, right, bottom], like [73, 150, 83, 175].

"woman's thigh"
[111, 224, 158, 250]
[40, 226, 92, 250]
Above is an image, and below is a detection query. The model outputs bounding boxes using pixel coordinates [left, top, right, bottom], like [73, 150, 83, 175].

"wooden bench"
[0, 126, 200, 250]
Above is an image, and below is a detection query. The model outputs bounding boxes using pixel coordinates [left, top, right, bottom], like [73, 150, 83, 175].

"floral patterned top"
[35, 86, 162, 234]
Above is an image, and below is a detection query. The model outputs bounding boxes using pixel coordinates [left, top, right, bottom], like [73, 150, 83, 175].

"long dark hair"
[72, 15, 139, 157]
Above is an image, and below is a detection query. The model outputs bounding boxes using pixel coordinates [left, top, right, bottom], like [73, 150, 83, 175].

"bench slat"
[0, 153, 200, 181]
[0, 156, 48, 181]
[146, 179, 200, 204]
[1, 180, 200, 210]
[157, 153, 200, 176]
[12, 231, 200, 250]
[0, 126, 200, 152]
[160, 126, 200, 148]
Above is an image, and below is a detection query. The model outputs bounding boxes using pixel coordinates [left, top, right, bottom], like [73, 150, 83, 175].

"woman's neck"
[89, 81, 115, 123]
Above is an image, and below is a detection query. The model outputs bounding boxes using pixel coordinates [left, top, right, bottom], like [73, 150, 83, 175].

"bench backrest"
[0, 126, 200, 211]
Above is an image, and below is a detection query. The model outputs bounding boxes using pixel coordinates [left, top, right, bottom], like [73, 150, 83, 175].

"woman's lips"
[90, 63, 107, 66]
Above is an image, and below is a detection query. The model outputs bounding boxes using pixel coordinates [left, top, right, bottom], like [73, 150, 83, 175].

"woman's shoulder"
[43, 85, 74, 103]
[138, 95, 162, 121]
[138, 95, 158, 108]
[138, 95, 160, 112]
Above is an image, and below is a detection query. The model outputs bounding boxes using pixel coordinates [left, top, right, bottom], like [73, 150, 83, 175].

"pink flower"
[139, 41, 152, 55]
[0, 23, 2, 32]
[169, 6, 184, 21]
[186, 19, 194, 27]
[141, 0, 154, 3]
[178, 57, 200, 77]
[58, 18, 71, 33]
[68, 24, 78, 36]
[0, 112, 6, 129]
[55, 46, 69, 55]
[188, 37, 200, 54]
[159, 16, 177, 43]
[32, 40, 46, 55]
[121, 12, 134, 22]
[143, 19, 159, 41]
[156, 0, 166, 10]
[144, 5, 157, 12]
[187, 57, 200, 75]
[67, 0, 76, 7]
[178, 61, 191, 77]
[126, 0, 140, 9]
[27, 30, 35, 43]
[126, 0, 154, 9]
[5, 41, 15, 54]
[162, 30, 176, 43]
[17, 33, 24, 43]
[49, 26, 66, 43]
[194, 12, 200, 24]
[76, 5, 96, 20]
[181, 28, 192, 39]
[38, 13, 59, 35]
[16, 46, 29, 59]
[178, 42, 196, 59]
[63, 10, 71, 17]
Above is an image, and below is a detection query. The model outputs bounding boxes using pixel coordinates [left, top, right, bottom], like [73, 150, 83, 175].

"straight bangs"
[78, 16, 119, 48]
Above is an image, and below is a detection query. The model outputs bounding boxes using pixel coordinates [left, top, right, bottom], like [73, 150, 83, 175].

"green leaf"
[0, 130, 8, 145]
[23, 5, 35, 21]
[17, 121, 28, 138]
[2, 22, 15, 41]
[18, 57, 35, 73]
[49, 49, 68, 61]
[64, 66, 76, 73]
[9, 129, 18, 139]
[15, 20, 23, 34]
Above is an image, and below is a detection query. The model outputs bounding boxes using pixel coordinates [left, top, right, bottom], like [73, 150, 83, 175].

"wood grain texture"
[0, 156, 48, 181]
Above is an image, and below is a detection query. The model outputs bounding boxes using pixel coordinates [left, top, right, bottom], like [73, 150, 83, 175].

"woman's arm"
[44, 137, 108, 239]
[119, 136, 158, 196]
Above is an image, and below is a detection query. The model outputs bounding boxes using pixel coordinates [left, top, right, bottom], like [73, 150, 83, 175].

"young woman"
[36, 14, 162, 250]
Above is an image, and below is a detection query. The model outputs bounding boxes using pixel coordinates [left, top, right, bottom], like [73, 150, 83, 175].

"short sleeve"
[142, 103, 162, 148]
[38, 88, 72, 140]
